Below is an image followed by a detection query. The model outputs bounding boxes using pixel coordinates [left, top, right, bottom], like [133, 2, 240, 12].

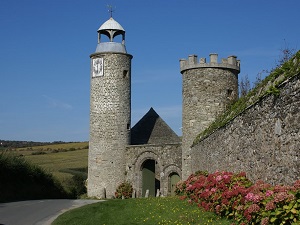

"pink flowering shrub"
[115, 182, 133, 199]
[176, 171, 300, 225]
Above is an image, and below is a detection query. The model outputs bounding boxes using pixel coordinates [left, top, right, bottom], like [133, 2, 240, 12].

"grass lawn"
[52, 197, 232, 225]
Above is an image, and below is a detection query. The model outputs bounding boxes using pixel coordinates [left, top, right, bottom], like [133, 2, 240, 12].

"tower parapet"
[180, 53, 240, 73]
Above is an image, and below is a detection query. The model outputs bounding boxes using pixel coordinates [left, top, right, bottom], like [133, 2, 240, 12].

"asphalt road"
[0, 199, 101, 225]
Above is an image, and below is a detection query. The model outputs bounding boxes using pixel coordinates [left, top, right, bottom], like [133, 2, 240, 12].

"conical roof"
[131, 107, 181, 145]
[98, 17, 125, 32]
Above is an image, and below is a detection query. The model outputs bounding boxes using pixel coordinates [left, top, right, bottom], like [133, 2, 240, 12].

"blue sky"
[1, 0, 299, 142]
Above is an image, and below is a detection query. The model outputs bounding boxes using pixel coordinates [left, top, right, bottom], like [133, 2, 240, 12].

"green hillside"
[0, 152, 68, 202]
[1, 142, 89, 201]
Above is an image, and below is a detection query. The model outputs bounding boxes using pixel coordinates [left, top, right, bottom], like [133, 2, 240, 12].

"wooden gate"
[169, 172, 180, 196]
[142, 159, 155, 197]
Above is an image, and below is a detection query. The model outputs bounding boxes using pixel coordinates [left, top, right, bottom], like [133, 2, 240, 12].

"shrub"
[115, 182, 133, 199]
[0, 151, 68, 202]
[67, 174, 87, 198]
[31, 151, 47, 155]
[237, 180, 300, 225]
[176, 171, 300, 225]
[59, 167, 87, 198]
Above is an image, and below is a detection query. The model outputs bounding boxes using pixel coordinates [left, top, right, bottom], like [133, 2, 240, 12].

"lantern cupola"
[95, 17, 127, 53]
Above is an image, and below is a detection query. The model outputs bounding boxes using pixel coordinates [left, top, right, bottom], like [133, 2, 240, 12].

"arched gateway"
[141, 159, 159, 197]
[125, 146, 181, 197]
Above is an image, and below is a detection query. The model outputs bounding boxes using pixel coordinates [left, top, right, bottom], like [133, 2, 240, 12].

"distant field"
[16, 142, 89, 154]
[14, 142, 89, 189]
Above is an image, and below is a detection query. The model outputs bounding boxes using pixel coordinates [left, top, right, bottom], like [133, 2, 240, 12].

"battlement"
[179, 53, 240, 73]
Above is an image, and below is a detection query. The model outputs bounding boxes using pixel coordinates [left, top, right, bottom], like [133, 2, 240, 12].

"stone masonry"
[179, 54, 240, 179]
[191, 73, 300, 185]
[88, 52, 132, 198]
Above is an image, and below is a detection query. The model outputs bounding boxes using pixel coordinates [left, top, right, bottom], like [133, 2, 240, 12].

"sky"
[0, 0, 299, 142]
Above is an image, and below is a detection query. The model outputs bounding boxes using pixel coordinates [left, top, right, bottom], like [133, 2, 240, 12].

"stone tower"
[179, 53, 240, 179]
[88, 16, 132, 198]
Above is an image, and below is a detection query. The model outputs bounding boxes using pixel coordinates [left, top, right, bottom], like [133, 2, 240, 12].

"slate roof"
[131, 107, 181, 145]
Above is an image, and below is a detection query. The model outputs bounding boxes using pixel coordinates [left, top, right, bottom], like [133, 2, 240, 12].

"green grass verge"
[52, 197, 232, 225]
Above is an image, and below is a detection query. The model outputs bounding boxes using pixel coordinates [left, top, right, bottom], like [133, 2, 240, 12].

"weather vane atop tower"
[107, 5, 115, 18]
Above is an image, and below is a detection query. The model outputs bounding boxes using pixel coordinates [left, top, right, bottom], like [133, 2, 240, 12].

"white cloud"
[42, 95, 73, 110]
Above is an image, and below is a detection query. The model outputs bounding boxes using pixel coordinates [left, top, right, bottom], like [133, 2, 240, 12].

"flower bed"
[175, 171, 300, 225]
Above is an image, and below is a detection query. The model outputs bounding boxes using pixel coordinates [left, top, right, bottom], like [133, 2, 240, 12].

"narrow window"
[123, 70, 129, 78]
[227, 89, 233, 96]
[227, 89, 234, 100]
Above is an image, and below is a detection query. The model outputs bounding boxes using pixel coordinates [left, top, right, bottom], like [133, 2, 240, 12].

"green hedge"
[0, 152, 69, 202]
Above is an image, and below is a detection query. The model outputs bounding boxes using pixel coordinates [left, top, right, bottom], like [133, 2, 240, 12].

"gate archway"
[141, 159, 161, 197]
[132, 151, 163, 197]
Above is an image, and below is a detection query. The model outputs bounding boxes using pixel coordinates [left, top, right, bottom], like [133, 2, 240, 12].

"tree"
[253, 70, 268, 88]
[252, 40, 296, 90]
[276, 39, 296, 67]
[239, 74, 251, 97]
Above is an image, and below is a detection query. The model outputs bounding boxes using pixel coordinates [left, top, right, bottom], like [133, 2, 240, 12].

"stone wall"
[191, 74, 300, 185]
[125, 143, 182, 197]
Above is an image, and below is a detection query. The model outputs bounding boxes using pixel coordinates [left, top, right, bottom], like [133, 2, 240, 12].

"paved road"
[0, 199, 102, 225]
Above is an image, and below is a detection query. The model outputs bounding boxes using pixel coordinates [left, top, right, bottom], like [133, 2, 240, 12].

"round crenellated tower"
[179, 53, 240, 179]
[88, 16, 132, 198]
